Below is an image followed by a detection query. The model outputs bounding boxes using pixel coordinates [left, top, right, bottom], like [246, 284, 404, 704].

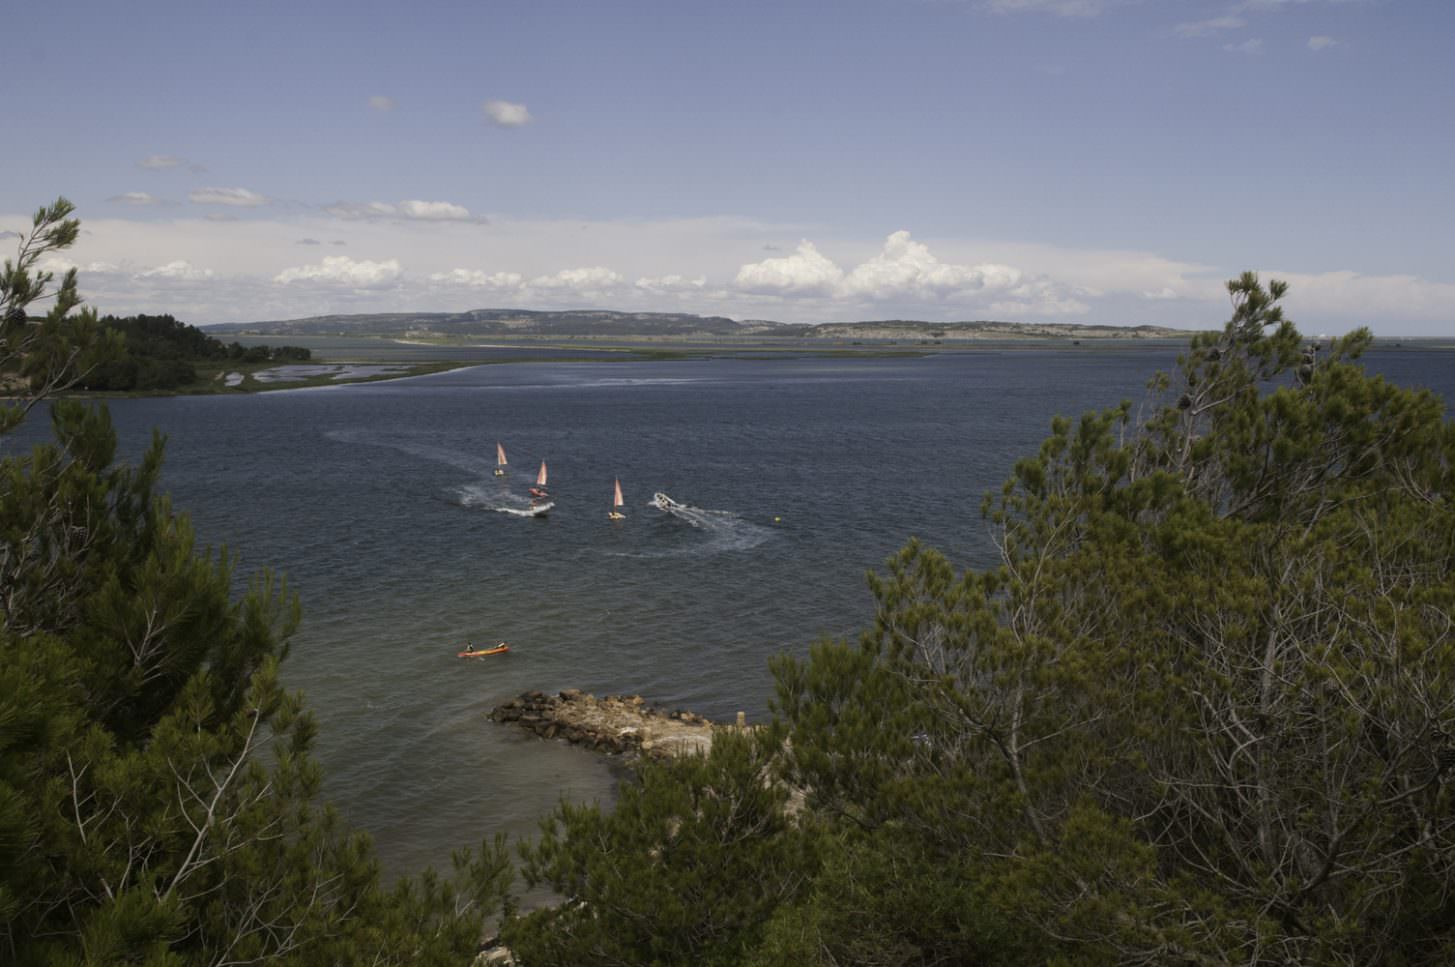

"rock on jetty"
[490, 688, 739, 760]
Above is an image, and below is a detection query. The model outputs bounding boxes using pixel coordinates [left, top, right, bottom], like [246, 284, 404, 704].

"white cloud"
[1174, 16, 1246, 37]
[369, 95, 397, 111]
[139, 260, 213, 281]
[275, 255, 403, 288]
[397, 200, 473, 221]
[191, 187, 269, 207]
[527, 267, 623, 292]
[1266, 269, 1455, 324]
[1223, 37, 1264, 54]
[635, 274, 708, 294]
[483, 99, 532, 127]
[39, 256, 122, 275]
[25, 209, 1453, 333]
[325, 199, 478, 222]
[139, 154, 183, 170]
[108, 192, 159, 206]
[842, 231, 1021, 300]
[979, 0, 1120, 17]
[734, 241, 844, 295]
[429, 268, 524, 290]
[1307, 35, 1339, 50]
[1143, 287, 1180, 300]
[735, 232, 1027, 303]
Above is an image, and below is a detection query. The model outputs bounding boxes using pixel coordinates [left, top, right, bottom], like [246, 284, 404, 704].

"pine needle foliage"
[771, 274, 1455, 963]
[1, 200, 511, 965]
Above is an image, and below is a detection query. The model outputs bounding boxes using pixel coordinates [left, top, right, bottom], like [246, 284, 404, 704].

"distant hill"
[207, 309, 1191, 341]
[207, 309, 790, 338]
[800, 319, 1190, 340]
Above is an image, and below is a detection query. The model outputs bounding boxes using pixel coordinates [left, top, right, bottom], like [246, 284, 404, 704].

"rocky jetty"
[490, 688, 739, 760]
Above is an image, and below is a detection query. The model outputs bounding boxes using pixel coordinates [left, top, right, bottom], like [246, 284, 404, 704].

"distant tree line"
[80, 313, 311, 391]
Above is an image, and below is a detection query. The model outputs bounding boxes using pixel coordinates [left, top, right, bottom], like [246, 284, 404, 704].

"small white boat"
[609, 478, 626, 520]
[494, 442, 508, 477]
[652, 492, 682, 512]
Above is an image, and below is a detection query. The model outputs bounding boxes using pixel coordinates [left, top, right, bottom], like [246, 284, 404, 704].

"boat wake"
[326, 428, 497, 478]
[454, 483, 550, 517]
[639, 492, 773, 554]
[496, 502, 553, 518]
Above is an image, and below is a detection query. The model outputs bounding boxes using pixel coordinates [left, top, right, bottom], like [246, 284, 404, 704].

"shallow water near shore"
[8, 348, 1453, 878]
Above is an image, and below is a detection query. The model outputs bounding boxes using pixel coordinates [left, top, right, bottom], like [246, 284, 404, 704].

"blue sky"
[4, 0, 1451, 333]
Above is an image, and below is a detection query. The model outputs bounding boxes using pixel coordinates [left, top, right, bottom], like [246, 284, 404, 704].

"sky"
[3, 0, 1452, 334]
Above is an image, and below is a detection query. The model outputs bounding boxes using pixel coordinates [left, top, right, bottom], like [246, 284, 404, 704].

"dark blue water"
[8, 348, 1452, 877]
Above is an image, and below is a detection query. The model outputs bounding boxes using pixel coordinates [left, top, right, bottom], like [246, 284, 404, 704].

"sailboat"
[494, 442, 508, 477]
[609, 478, 626, 520]
[529, 461, 550, 501]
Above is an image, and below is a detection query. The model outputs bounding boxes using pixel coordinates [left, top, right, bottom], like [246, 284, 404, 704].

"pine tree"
[772, 274, 1455, 962]
[1, 200, 511, 965]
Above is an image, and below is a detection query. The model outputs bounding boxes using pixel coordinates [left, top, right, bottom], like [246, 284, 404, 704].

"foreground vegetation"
[501, 274, 1455, 964]
[2, 200, 512, 965]
[5, 198, 1453, 964]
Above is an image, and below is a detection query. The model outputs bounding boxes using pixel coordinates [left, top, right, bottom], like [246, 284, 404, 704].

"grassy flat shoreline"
[41, 331, 1451, 399]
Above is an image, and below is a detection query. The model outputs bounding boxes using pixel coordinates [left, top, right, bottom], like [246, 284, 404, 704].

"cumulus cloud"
[398, 200, 474, 221]
[324, 199, 479, 222]
[139, 154, 183, 170]
[1268, 269, 1455, 323]
[735, 241, 844, 296]
[527, 267, 623, 292]
[1143, 287, 1180, 300]
[1223, 37, 1264, 54]
[1307, 35, 1339, 50]
[274, 255, 403, 288]
[191, 187, 269, 207]
[1175, 16, 1246, 37]
[429, 268, 525, 290]
[735, 232, 1029, 303]
[39, 257, 122, 276]
[635, 275, 708, 295]
[139, 260, 213, 281]
[979, 0, 1119, 17]
[842, 231, 1021, 300]
[108, 192, 159, 206]
[369, 95, 396, 111]
[483, 99, 532, 127]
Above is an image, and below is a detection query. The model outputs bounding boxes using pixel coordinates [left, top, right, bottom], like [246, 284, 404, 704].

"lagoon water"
[10, 348, 1454, 878]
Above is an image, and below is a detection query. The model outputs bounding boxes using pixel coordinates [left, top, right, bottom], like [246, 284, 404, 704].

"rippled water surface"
[11, 348, 1452, 876]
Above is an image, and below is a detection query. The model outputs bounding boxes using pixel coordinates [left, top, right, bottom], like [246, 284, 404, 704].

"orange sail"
[614, 478, 624, 508]
[496, 442, 507, 467]
[536, 461, 548, 487]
